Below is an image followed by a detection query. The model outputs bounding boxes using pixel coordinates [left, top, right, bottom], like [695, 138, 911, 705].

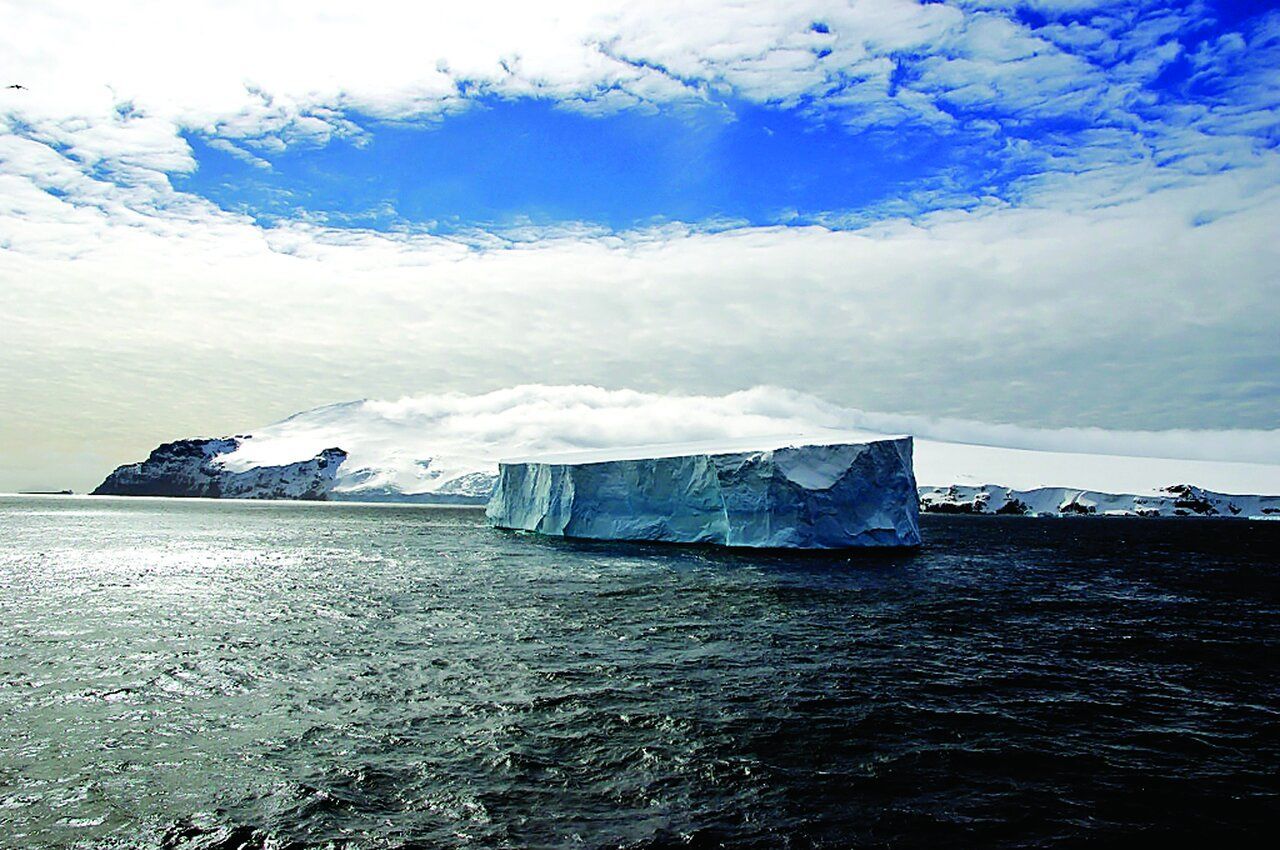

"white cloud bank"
[2, 158, 1278, 491]
[218, 385, 1280, 496]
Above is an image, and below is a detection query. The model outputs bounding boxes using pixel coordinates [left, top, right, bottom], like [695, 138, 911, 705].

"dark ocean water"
[1, 495, 1277, 849]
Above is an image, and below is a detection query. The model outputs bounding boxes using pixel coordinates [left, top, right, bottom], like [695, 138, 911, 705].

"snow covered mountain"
[919, 484, 1279, 518]
[92, 386, 1280, 518]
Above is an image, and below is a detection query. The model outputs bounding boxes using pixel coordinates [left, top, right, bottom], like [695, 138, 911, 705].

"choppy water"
[1, 495, 1277, 849]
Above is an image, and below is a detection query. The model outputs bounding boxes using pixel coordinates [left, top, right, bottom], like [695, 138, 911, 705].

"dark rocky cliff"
[93, 438, 347, 500]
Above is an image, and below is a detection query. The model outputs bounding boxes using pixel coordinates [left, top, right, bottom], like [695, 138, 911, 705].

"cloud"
[3, 0, 1272, 235]
[3, 2, 1268, 164]
[1, 1, 1277, 491]
[211, 384, 1280, 498]
[341, 384, 1280, 465]
[2, 147, 1277, 489]
[204, 138, 272, 170]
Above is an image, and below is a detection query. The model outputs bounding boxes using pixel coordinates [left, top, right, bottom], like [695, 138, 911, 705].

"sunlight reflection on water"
[1, 495, 1277, 848]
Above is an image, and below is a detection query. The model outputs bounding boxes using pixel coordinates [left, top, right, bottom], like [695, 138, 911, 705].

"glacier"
[486, 438, 921, 549]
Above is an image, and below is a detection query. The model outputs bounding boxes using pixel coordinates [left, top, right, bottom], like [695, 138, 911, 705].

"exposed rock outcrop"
[92, 438, 347, 500]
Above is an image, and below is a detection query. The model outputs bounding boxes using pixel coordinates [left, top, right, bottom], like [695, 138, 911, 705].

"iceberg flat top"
[498, 431, 902, 465]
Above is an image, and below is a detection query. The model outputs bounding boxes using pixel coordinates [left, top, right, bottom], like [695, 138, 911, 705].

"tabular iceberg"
[486, 437, 921, 549]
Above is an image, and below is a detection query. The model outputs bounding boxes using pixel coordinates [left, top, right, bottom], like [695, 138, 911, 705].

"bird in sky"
[6, 84, 26, 90]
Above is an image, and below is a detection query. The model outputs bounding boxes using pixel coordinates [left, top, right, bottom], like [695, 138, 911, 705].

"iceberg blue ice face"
[486, 438, 921, 549]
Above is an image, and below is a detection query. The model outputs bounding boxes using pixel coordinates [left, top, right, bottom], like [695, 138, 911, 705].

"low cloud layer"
[219, 385, 1280, 496]
[255, 384, 1280, 466]
[2, 168, 1278, 491]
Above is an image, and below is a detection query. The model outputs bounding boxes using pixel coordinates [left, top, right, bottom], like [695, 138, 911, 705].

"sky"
[1, 0, 1278, 490]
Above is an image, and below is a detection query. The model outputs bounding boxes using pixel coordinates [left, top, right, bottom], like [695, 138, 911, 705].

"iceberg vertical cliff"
[486, 437, 921, 549]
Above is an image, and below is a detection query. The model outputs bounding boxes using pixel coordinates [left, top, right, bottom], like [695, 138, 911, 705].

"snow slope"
[919, 484, 1279, 518]
[98, 386, 1280, 514]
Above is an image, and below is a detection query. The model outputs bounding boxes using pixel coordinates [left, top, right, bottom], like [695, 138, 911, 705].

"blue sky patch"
[178, 99, 1004, 233]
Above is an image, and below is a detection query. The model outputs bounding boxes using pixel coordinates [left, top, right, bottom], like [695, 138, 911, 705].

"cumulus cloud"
[4, 1, 1269, 182]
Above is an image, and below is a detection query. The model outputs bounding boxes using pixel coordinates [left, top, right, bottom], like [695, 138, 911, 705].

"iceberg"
[485, 437, 921, 549]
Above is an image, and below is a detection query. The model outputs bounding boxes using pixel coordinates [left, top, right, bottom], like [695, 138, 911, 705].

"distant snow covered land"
[93, 386, 1280, 519]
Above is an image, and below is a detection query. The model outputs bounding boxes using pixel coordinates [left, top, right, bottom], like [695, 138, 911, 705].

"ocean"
[1, 495, 1277, 848]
